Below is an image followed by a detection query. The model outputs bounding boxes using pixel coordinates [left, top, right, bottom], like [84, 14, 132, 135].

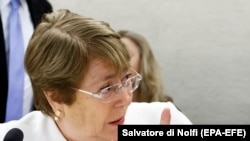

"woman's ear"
[44, 91, 62, 112]
[44, 91, 64, 120]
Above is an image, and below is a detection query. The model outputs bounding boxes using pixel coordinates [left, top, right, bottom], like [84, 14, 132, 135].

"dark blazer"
[0, 0, 53, 123]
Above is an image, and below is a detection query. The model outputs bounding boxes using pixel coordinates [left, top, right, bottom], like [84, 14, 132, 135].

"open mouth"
[109, 117, 125, 125]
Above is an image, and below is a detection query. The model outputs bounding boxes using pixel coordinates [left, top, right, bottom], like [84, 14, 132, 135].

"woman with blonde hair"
[118, 30, 173, 102]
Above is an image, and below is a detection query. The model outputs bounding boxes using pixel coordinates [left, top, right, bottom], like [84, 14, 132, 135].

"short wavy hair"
[24, 9, 130, 117]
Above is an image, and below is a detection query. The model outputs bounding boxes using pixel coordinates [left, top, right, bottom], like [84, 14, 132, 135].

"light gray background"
[49, 0, 250, 124]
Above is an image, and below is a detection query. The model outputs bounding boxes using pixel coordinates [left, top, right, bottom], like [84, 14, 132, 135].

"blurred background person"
[118, 30, 173, 102]
[0, 0, 52, 122]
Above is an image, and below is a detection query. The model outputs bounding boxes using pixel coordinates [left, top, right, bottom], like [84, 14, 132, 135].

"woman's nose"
[113, 87, 132, 107]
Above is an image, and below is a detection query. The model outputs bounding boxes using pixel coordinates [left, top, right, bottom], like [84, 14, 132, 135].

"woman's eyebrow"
[102, 73, 117, 81]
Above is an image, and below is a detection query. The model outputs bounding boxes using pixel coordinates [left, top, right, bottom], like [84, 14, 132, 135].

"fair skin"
[45, 58, 170, 141]
[121, 37, 140, 72]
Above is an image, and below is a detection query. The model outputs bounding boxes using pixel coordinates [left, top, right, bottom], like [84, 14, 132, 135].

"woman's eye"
[100, 86, 112, 95]
[124, 73, 132, 81]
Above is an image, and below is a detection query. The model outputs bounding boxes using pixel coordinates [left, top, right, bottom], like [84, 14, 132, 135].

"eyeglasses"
[71, 69, 142, 103]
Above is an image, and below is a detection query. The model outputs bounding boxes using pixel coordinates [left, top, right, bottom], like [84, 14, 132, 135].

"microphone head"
[3, 128, 24, 141]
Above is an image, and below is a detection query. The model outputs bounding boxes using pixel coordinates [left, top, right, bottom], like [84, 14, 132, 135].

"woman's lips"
[109, 117, 125, 125]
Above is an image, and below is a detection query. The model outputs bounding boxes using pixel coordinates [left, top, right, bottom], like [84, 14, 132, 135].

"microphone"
[3, 128, 24, 141]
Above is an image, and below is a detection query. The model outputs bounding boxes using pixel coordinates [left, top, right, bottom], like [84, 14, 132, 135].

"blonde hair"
[118, 30, 173, 102]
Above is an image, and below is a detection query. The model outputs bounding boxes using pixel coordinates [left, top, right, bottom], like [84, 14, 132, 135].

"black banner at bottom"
[118, 125, 249, 140]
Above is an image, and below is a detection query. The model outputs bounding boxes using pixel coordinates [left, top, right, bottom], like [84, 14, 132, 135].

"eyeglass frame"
[71, 68, 142, 102]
